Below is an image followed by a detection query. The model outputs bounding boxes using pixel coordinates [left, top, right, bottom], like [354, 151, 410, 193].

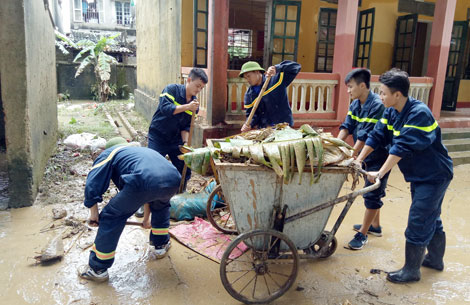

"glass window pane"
[273, 38, 284, 52]
[398, 34, 404, 47]
[364, 44, 370, 57]
[402, 62, 409, 72]
[286, 22, 296, 36]
[272, 54, 283, 65]
[197, 32, 206, 47]
[361, 16, 366, 28]
[318, 44, 326, 56]
[396, 48, 403, 61]
[327, 43, 334, 56]
[320, 12, 329, 26]
[405, 34, 413, 48]
[403, 48, 410, 61]
[287, 5, 297, 20]
[328, 28, 336, 40]
[406, 19, 414, 32]
[275, 5, 286, 19]
[319, 28, 327, 41]
[274, 22, 285, 36]
[198, 0, 207, 10]
[317, 57, 325, 71]
[197, 50, 206, 65]
[326, 58, 333, 71]
[285, 38, 295, 53]
[284, 54, 294, 61]
[399, 21, 406, 33]
[330, 13, 337, 26]
[197, 13, 206, 28]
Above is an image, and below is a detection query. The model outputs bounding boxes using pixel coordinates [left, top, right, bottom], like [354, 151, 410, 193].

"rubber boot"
[422, 231, 446, 271]
[387, 242, 425, 284]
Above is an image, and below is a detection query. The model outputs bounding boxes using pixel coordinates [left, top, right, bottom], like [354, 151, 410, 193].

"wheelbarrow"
[209, 145, 380, 304]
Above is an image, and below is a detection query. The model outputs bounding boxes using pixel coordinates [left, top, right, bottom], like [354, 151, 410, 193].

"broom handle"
[244, 76, 272, 128]
[178, 110, 196, 193]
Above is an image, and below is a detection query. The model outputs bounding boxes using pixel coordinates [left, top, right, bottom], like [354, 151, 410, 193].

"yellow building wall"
[457, 81, 470, 106]
[181, 0, 193, 67]
[454, 0, 470, 20]
[296, 0, 337, 72]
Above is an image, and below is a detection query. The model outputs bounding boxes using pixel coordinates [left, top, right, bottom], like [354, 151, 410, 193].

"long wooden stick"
[178, 110, 196, 193]
[244, 76, 272, 128]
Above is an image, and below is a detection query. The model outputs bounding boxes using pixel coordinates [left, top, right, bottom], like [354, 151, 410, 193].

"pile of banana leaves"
[180, 124, 354, 185]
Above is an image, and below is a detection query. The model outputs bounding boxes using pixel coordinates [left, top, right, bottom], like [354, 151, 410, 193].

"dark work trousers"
[89, 185, 178, 271]
[362, 159, 390, 209]
[148, 136, 191, 185]
[405, 179, 451, 247]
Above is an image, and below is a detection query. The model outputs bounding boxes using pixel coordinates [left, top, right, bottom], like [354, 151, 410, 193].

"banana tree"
[73, 34, 120, 102]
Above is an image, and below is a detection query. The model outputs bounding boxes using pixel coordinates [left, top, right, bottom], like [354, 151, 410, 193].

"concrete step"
[442, 128, 470, 140]
[450, 151, 470, 166]
[443, 138, 470, 152]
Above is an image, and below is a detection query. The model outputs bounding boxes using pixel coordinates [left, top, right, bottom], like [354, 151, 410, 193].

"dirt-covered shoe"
[348, 232, 368, 250]
[135, 206, 145, 218]
[78, 265, 109, 282]
[353, 224, 382, 237]
[152, 240, 171, 259]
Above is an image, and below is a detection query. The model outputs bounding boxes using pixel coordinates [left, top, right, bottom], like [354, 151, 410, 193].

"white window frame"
[73, 0, 83, 22]
[115, 1, 131, 26]
[74, 0, 105, 24]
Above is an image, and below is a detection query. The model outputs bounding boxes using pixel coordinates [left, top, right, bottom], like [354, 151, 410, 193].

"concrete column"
[426, 0, 456, 119]
[332, 0, 359, 122]
[206, 0, 229, 126]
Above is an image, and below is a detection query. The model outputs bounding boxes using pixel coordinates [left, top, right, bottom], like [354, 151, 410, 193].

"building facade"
[136, 0, 469, 146]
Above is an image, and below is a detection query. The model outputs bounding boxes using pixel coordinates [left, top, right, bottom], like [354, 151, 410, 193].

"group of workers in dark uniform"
[79, 60, 453, 286]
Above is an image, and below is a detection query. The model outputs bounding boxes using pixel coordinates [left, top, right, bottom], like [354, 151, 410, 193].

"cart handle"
[284, 167, 380, 224]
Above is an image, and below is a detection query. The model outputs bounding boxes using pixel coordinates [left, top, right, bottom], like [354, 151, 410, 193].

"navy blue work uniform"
[148, 84, 195, 184]
[340, 91, 389, 209]
[366, 97, 453, 246]
[84, 145, 181, 271]
[244, 61, 301, 128]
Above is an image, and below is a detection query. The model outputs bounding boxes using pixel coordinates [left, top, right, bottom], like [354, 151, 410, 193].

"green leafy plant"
[73, 34, 120, 103]
[55, 31, 120, 103]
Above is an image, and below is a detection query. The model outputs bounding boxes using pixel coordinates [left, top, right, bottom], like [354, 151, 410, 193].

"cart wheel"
[206, 184, 237, 234]
[304, 231, 337, 258]
[220, 229, 299, 304]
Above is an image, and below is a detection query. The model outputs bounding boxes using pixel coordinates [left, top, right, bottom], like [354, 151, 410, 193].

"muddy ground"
[0, 102, 469, 305]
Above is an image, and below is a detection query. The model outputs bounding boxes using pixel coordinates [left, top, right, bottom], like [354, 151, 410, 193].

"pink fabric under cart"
[169, 217, 247, 263]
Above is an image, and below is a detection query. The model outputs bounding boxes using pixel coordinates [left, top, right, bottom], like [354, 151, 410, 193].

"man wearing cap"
[78, 137, 181, 282]
[240, 60, 301, 132]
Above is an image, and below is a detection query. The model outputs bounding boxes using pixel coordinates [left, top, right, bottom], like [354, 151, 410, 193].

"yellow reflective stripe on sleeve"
[244, 72, 284, 109]
[160, 92, 176, 102]
[403, 120, 438, 133]
[92, 244, 115, 260]
[91, 145, 128, 170]
[380, 118, 400, 136]
[347, 111, 379, 123]
[379, 118, 438, 137]
[151, 228, 169, 235]
[160, 93, 194, 116]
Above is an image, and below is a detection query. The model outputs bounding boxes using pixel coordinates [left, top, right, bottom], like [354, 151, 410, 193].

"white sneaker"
[78, 265, 109, 282]
[153, 240, 171, 259]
